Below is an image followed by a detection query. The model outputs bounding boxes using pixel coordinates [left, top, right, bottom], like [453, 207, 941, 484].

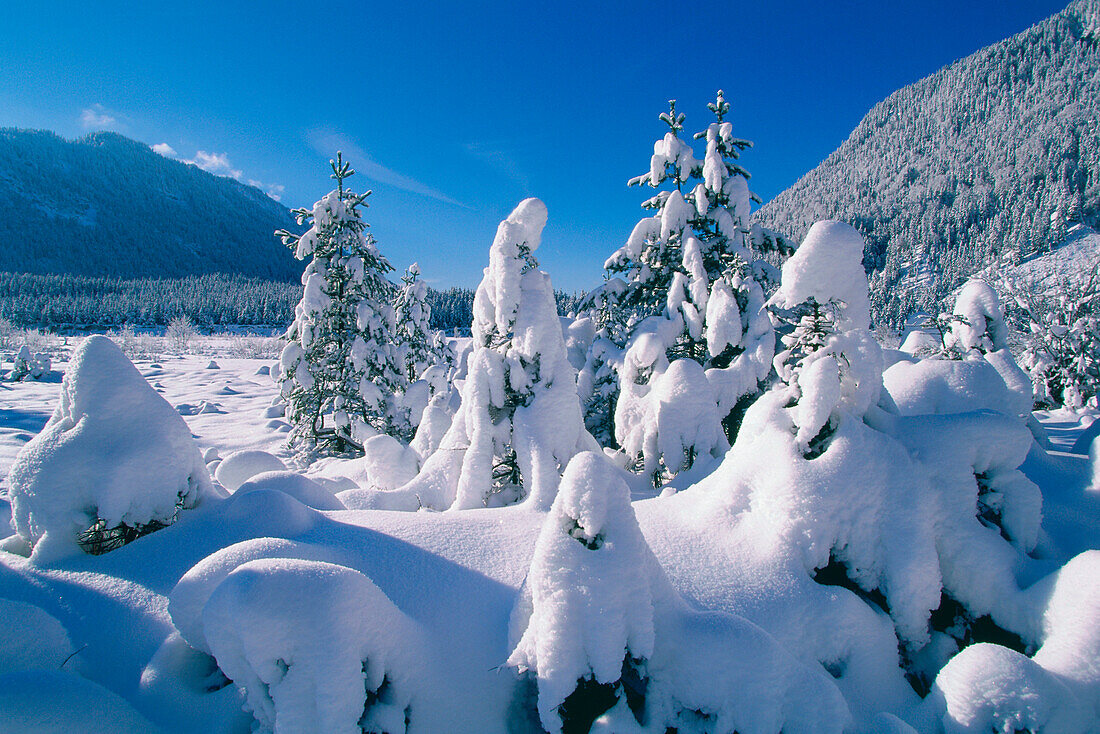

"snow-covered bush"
[508, 451, 851, 733]
[7, 335, 213, 559]
[999, 261, 1100, 408]
[614, 333, 724, 487]
[769, 220, 883, 456]
[166, 315, 197, 354]
[277, 153, 408, 454]
[507, 452, 655, 732]
[199, 558, 423, 733]
[390, 199, 595, 511]
[8, 345, 51, 381]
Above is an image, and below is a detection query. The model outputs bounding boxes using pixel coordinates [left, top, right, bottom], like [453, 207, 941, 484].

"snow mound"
[169, 537, 344, 654]
[0, 598, 74, 672]
[233, 471, 345, 511]
[1031, 550, 1100, 717]
[201, 558, 425, 733]
[7, 335, 213, 560]
[0, 669, 160, 733]
[931, 643, 1089, 734]
[884, 357, 1028, 418]
[214, 450, 287, 491]
[313, 434, 420, 492]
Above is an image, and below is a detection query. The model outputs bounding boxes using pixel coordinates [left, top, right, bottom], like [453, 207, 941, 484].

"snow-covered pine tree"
[392, 262, 452, 384]
[687, 90, 780, 439]
[433, 198, 596, 510]
[768, 220, 883, 457]
[276, 153, 409, 454]
[605, 100, 701, 323]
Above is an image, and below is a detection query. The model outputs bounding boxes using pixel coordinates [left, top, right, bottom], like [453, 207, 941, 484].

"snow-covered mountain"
[755, 0, 1100, 326]
[0, 129, 301, 281]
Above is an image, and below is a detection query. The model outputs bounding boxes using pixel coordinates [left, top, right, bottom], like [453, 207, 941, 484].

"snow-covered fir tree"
[392, 262, 453, 384]
[592, 94, 786, 485]
[384, 199, 597, 511]
[276, 153, 409, 454]
[768, 220, 884, 456]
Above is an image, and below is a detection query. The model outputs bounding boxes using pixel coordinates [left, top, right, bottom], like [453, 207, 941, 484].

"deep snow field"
[0, 337, 1098, 733]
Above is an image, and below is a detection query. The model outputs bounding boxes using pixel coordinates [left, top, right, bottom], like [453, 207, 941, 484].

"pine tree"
[605, 100, 701, 322]
[392, 262, 452, 384]
[276, 153, 409, 454]
[768, 221, 884, 457]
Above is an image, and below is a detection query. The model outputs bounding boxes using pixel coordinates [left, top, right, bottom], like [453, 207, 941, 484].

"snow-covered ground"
[0, 337, 1098, 732]
[0, 351, 288, 501]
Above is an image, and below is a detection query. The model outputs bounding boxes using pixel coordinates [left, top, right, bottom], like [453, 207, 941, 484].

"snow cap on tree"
[945, 278, 1009, 354]
[770, 220, 871, 331]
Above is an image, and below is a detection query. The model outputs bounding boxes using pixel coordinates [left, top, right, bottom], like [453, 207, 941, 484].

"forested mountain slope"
[755, 0, 1100, 325]
[0, 129, 300, 281]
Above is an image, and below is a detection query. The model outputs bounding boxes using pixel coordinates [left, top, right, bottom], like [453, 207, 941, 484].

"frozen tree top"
[770, 220, 871, 330]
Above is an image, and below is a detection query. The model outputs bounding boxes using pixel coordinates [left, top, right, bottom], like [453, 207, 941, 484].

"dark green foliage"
[76, 492, 187, 555]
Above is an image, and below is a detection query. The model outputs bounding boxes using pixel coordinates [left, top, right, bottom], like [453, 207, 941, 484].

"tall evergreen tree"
[276, 153, 409, 454]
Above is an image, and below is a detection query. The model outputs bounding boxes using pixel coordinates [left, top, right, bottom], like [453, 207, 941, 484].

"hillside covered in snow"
[0, 129, 300, 282]
[754, 0, 1100, 326]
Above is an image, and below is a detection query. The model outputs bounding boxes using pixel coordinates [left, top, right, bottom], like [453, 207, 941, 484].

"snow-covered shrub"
[768, 220, 883, 456]
[999, 261, 1100, 408]
[392, 198, 595, 511]
[507, 452, 655, 733]
[7, 335, 213, 560]
[200, 558, 423, 734]
[614, 334, 724, 487]
[508, 451, 851, 733]
[8, 345, 51, 381]
[943, 279, 1010, 356]
[277, 153, 408, 454]
[689, 387, 1050, 705]
[108, 323, 161, 361]
[166, 315, 196, 354]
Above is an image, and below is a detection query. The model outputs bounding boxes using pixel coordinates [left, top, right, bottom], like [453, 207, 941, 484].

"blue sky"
[0, 0, 1069, 293]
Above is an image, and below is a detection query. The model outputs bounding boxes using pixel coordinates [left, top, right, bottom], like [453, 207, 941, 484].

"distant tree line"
[0, 271, 584, 331]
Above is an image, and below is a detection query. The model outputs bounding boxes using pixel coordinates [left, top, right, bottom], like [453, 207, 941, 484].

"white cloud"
[187, 150, 243, 180]
[172, 149, 283, 202]
[80, 104, 120, 130]
[306, 128, 469, 208]
[250, 180, 285, 202]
